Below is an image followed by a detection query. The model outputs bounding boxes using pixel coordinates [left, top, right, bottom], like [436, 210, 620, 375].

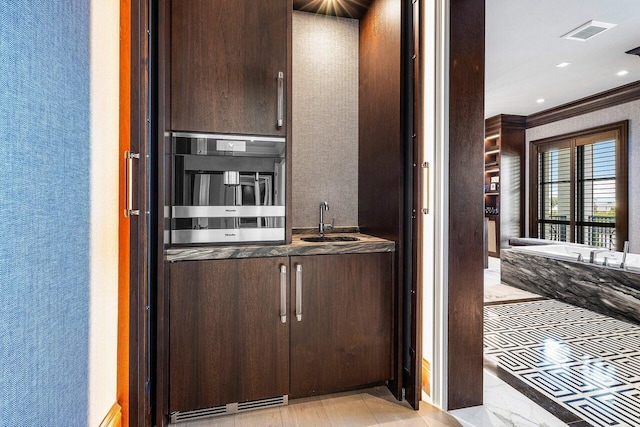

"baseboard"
[422, 358, 431, 396]
[99, 403, 122, 427]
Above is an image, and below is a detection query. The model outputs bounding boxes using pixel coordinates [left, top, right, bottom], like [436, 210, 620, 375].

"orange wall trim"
[422, 358, 431, 397]
[99, 403, 123, 427]
[117, 0, 131, 426]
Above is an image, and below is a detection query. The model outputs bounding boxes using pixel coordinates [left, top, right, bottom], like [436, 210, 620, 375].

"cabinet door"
[171, 0, 288, 135]
[290, 253, 393, 397]
[169, 257, 289, 412]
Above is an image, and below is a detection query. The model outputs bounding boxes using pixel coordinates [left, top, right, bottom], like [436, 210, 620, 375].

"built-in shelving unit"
[484, 114, 526, 257]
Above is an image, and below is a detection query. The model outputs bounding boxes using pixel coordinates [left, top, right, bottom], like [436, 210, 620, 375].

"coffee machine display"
[171, 132, 286, 244]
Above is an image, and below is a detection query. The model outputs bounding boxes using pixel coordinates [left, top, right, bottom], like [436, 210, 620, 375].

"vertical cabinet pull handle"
[422, 161, 430, 215]
[280, 265, 287, 323]
[124, 150, 141, 217]
[295, 264, 302, 321]
[277, 71, 284, 128]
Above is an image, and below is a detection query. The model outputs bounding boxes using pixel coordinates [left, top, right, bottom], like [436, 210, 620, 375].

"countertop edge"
[165, 234, 395, 262]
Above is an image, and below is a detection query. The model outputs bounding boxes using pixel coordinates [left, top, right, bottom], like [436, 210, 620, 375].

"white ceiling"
[485, 0, 640, 118]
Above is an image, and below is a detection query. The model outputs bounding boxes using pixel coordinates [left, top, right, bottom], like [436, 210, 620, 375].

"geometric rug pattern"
[485, 300, 640, 427]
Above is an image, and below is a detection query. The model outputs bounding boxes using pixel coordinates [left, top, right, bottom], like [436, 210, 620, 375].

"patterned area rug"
[485, 300, 640, 427]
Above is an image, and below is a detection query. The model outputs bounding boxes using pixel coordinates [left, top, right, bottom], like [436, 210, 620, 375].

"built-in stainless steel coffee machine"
[171, 132, 286, 244]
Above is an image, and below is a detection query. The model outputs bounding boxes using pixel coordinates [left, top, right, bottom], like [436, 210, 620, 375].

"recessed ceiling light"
[556, 62, 571, 68]
[617, 70, 629, 76]
[537, 98, 545, 104]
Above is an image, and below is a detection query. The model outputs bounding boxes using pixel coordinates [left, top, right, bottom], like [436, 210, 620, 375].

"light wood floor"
[174, 386, 461, 427]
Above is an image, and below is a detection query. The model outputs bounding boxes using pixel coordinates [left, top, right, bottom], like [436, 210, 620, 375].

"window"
[531, 121, 628, 250]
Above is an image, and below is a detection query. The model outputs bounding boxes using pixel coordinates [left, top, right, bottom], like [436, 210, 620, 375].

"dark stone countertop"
[165, 233, 395, 262]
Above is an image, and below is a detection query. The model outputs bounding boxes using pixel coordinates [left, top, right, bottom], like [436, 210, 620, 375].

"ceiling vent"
[562, 20, 616, 41]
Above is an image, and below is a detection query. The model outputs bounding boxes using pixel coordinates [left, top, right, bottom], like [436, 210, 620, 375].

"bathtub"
[510, 244, 640, 273]
[501, 244, 640, 325]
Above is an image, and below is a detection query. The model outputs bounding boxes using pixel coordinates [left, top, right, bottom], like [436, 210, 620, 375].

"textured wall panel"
[292, 11, 359, 228]
[0, 1, 90, 425]
[526, 100, 639, 252]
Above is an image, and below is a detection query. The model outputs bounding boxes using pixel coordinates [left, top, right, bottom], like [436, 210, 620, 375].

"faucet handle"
[324, 217, 335, 230]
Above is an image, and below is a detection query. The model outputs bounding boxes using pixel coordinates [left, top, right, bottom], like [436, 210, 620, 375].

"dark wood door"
[289, 253, 393, 397]
[168, 257, 289, 412]
[171, 0, 287, 135]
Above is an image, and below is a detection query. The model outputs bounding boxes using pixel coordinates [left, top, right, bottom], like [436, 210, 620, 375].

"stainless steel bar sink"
[301, 236, 360, 243]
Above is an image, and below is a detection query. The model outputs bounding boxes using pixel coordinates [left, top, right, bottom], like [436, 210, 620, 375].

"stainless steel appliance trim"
[172, 132, 286, 143]
[280, 265, 287, 323]
[216, 140, 246, 152]
[295, 264, 302, 321]
[172, 205, 286, 218]
[171, 228, 285, 244]
[277, 71, 284, 127]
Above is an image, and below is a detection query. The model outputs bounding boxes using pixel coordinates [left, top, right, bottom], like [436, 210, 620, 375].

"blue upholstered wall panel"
[0, 1, 90, 425]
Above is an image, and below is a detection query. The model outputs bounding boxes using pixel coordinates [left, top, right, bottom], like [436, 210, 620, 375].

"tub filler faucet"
[589, 248, 611, 264]
[318, 201, 335, 237]
[620, 241, 630, 269]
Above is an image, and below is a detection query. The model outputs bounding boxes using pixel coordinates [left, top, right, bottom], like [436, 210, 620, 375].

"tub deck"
[501, 246, 640, 325]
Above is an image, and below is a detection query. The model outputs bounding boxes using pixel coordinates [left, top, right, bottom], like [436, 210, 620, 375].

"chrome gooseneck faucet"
[318, 201, 335, 237]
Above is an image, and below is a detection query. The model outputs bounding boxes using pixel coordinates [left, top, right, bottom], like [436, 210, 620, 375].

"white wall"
[89, 0, 120, 424]
[525, 99, 640, 252]
[292, 11, 359, 228]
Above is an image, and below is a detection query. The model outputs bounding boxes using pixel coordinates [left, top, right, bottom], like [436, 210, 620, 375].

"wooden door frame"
[127, 0, 151, 425]
[125, 0, 486, 423]
[404, 0, 423, 409]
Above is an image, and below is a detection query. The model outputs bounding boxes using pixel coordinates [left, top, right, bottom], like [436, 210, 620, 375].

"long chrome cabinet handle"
[295, 264, 302, 321]
[280, 265, 287, 323]
[277, 71, 284, 128]
[422, 161, 430, 215]
[124, 150, 140, 217]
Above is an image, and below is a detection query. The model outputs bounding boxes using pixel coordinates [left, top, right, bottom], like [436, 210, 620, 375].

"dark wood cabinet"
[168, 257, 289, 412]
[171, 0, 288, 135]
[289, 253, 393, 397]
[484, 114, 526, 257]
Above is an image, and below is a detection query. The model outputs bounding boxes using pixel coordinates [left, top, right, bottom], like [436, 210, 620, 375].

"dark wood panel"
[155, 0, 171, 425]
[526, 81, 640, 129]
[290, 253, 393, 398]
[171, 0, 287, 135]
[499, 117, 526, 252]
[293, 0, 374, 18]
[359, 0, 401, 242]
[484, 114, 526, 257]
[406, 0, 421, 409]
[129, 0, 151, 425]
[447, 0, 485, 410]
[286, 0, 293, 243]
[169, 258, 289, 412]
[358, 0, 403, 400]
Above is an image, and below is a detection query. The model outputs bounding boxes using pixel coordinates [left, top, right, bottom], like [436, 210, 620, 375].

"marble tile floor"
[485, 299, 640, 426]
[484, 256, 543, 305]
[449, 370, 566, 427]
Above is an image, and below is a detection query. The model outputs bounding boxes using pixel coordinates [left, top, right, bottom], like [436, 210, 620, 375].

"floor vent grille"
[238, 395, 288, 412]
[170, 395, 288, 423]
